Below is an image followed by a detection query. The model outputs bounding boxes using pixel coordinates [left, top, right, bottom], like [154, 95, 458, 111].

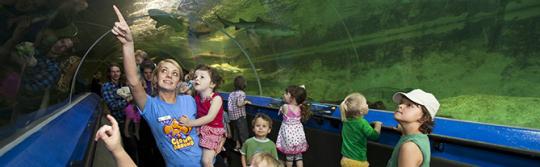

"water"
[1, 0, 539, 148]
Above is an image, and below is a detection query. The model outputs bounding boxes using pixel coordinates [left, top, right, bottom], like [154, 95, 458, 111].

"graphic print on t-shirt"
[159, 115, 195, 150]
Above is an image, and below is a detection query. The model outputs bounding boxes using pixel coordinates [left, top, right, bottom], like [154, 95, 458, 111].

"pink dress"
[124, 103, 140, 123]
[277, 105, 308, 154]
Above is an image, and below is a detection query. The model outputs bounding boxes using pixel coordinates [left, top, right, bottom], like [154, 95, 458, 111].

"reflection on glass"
[0, 0, 87, 145]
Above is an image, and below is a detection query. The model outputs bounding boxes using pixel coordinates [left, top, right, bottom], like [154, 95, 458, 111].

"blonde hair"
[134, 49, 148, 59]
[340, 93, 368, 121]
[251, 152, 283, 167]
[152, 59, 183, 94]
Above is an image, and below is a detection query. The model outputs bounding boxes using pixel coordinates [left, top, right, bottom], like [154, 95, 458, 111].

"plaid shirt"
[22, 56, 60, 92]
[102, 81, 127, 122]
[227, 90, 247, 120]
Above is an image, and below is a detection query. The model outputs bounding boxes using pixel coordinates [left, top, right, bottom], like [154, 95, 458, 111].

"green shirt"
[241, 137, 278, 165]
[386, 134, 431, 167]
[341, 117, 380, 161]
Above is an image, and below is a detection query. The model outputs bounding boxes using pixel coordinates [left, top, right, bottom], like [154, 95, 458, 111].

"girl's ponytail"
[286, 85, 311, 122]
[299, 101, 312, 123]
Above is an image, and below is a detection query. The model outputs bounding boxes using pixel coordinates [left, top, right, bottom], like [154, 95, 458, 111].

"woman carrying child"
[180, 64, 226, 167]
[100, 6, 202, 167]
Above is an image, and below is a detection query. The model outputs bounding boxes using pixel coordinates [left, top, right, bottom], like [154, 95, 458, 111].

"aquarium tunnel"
[0, 0, 539, 166]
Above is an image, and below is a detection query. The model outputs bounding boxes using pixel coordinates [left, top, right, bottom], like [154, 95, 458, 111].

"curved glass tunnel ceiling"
[1, 0, 540, 140]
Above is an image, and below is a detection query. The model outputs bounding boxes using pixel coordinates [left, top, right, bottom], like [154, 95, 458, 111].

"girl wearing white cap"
[387, 89, 439, 167]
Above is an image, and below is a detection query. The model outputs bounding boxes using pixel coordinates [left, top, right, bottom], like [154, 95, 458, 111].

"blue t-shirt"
[140, 94, 202, 167]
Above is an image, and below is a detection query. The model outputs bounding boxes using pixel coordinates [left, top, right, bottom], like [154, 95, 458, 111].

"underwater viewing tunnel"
[1, 0, 540, 166]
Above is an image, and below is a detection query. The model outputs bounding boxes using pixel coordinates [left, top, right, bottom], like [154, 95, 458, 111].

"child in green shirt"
[387, 89, 440, 167]
[241, 113, 279, 167]
[340, 93, 382, 167]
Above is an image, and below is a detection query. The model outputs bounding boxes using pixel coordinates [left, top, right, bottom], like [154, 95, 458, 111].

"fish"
[148, 9, 184, 32]
[210, 63, 245, 73]
[188, 23, 212, 38]
[191, 51, 228, 61]
[215, 14, 297, 37]
[195, 51, 227, 58]
[188, 28, 211, 38]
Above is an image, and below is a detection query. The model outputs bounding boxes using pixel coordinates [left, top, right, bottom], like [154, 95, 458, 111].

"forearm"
[374, 123, 382, 134]
[236, 95, 248, 107]
[122, 44, 139, 87]
[187, 98, 222, 126]
[236, 100, 249, 107]
[122, 44, 147, 109]
[241, 155, 247, 167]
[187, 115, 214, 127]
[112, 148, 137, 167]
[365, 122, 382, 140]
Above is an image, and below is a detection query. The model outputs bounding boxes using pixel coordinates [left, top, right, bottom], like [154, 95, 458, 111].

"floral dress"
[276, 105, 308, 154]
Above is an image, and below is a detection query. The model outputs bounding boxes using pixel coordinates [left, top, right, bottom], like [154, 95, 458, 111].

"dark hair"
[285, 85, 311, 122]
[233, 76, 246, 91]
[419, 105, 434, 134]
[56, 36, 78, 53]
[184, 69, 195, 81]
[65, 35, 79, 45]
[252, 113, 273, 129]
[141, 60, 155, 71]
[107, 63, 121, 80]
[195, 64, 223, 91]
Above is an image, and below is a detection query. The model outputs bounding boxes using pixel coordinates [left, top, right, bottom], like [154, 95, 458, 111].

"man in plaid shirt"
[102, 63, 140, 162]
[101, 63, 127, 124]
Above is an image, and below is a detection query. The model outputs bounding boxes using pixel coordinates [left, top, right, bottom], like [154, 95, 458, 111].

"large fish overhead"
[215, 14, 296, 37]
[148, 9, 184, 32]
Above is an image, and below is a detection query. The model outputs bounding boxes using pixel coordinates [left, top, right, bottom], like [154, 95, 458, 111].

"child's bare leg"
[296, 160, 303, 167]
[286, 160, 293, 167]
[202, 148, 216, 167]
[235, 140, 241, 149]
[285, 155, 293, 167]
[124, 118, 131, 137]
[134, 122, 140, 140]
[218, 136, 226, 152]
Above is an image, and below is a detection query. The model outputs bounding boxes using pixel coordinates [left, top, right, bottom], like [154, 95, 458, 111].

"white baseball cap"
[392, 89, 440, 120]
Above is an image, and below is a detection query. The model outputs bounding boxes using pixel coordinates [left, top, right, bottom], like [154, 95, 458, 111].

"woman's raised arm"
[112, 5, 147, 110]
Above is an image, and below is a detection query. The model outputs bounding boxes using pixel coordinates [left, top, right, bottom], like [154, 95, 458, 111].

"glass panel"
[0, 0, 88, 146]
[1, 0, 539, 148]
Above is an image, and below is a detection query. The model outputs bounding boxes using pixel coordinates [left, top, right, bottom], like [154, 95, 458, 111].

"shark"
[210, 63, 245, 73]
[148, 9, 184, 32]
[191, 51, 229, 61]
[188, 22, 212, 38]
[195, 51, 227, 58]
[215, 14, 297, 37]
